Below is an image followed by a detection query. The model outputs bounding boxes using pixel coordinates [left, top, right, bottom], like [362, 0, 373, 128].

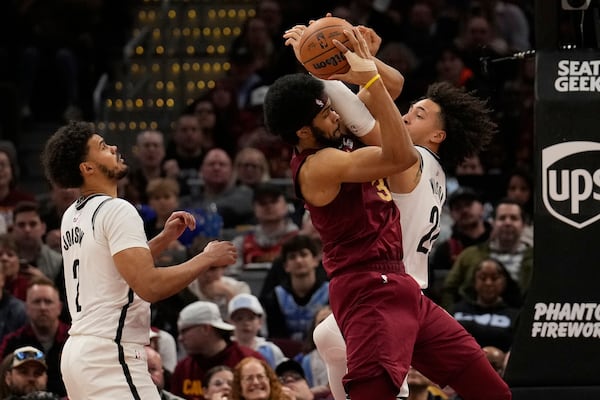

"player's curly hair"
[41, 121, 96, 189]
[425, 82, 497, 171]
[263, 73, 325, 145]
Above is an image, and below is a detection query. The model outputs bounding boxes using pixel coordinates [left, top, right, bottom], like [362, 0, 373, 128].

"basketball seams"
[297, 17, 353, 78]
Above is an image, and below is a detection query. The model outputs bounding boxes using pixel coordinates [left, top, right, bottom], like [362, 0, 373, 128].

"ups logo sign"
[542, 141, 600, 229]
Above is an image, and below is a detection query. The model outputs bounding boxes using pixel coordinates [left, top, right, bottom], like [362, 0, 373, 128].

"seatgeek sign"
[537, 50, 600, 99]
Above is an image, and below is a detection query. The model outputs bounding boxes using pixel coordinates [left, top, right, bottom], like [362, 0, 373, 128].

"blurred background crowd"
[0, 0, 580, 399]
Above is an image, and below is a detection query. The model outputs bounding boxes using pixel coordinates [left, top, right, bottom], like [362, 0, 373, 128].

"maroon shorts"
[329, 270, 483, 391]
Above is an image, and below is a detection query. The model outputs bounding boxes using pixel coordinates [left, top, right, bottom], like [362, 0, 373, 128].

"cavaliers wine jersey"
[61, 194, 151, 344]
[290, 140, 404, 278]
[392, 146, 446, 288]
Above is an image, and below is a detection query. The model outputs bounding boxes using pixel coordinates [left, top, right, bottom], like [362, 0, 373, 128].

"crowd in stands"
[0, 0, 541, 399]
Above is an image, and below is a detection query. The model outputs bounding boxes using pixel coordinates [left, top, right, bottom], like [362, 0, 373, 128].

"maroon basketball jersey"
[290, 146, 404, 278]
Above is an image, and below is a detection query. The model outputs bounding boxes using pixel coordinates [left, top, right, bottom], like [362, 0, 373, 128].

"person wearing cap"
[275, 359, 316, 400]
[170, 301, 265, 400]
[0, 277, 68, 397]
[227, 293, 286, 369]
[1, 346, 59, 399]
[229, 182, 299, 275]
[271, 25, 509, 400]
[428, 186, 492, 303]
[41, 121, 237, 400]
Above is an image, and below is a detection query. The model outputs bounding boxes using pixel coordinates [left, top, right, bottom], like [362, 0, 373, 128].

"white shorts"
[61, 335, 159, 400]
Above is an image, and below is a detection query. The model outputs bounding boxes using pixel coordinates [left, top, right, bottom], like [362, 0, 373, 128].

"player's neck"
[80, 180, 117, 198]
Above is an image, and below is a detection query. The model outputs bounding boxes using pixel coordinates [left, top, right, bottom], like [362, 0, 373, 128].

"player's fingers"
[332, 38, 350, 54]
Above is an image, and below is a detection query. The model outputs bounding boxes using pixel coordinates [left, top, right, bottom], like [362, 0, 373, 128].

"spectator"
[442, 198, 533, 309]
[276, 359, 323, 400]
[203, 365, 234, 400]
[504, 168, 533, 246]
[127, 130, 168, 206]
[0, 143, 36, 234]
[260, 235, 328, 341]
[1, 346, 59, 400]
[406, 366, 445, 400]
[230, 183, 298, 274]
[482, 346, 507, 377]
[0, 264, 26, 343]
[187, 238, 250, 320]
[227, 293, 286, 369]
[12, 201, 62, 283]
[149, 328, 179, 377]
[450, 258, 521, 352]
[0, 234, 29, 301]
[186, 96, 236, 157]
[171, 301, 264, 400]
[0, 278, 69, 397]
[232, 147, 271, 190]
[181, 148, 254, 230]
[164, 112, 206, 196]
[36, 183, 79, 253]
[429, 187, 492, 302]
[143, 178, 217, 248]
[145, 345, 185, 400]
[231, 356, 288, 400]
[296, 306, 332, 399]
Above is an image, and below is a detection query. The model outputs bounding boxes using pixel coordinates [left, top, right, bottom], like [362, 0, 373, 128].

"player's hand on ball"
[202, 240, 237, 266]
[329, 27, 377, 85]
[357, 25, 382, 56]
[283, 24, 307, 61]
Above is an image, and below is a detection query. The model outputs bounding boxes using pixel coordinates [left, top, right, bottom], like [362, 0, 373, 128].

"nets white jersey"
[61, 194, 151, 344]
[392, 146, 446, 289]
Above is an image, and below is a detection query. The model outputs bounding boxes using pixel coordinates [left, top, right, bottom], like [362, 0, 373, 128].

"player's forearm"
[137, 255, 215, 302]
[374, 57, 404, 100]
[359, 78, 417, 171]
[147, 231, 172, 258]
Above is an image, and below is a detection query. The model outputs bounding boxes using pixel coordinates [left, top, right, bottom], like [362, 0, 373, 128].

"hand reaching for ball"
[329, 27, 378, 85]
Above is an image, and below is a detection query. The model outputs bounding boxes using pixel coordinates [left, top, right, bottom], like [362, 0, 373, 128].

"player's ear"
[297, 126, 312, 139]
[432, 130, 446, 144]
[79, 162, 93, 176]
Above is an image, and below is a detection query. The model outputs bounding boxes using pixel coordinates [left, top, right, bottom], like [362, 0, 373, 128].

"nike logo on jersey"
[63, 227, 85, 251]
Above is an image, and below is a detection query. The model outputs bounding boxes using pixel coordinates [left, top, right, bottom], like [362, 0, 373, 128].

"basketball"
[298, 17, 353, 79]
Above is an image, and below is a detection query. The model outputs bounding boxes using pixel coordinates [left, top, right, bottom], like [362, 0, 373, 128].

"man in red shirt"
[170, 301, 264, 400]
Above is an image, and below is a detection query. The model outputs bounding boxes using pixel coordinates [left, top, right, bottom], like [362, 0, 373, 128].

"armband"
[362, 74, 381, 91]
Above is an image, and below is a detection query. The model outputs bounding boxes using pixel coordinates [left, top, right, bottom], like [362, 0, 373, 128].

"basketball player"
[40, 122, 237, 400]
[265, 27, 511, 400]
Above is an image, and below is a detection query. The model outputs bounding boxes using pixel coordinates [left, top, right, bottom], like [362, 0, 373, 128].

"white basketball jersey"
[61, 194, 151, 344]
[392, 146, 446, 289]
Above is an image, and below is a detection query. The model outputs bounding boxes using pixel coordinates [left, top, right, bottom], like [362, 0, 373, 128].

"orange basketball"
[297, 17, 353, 79]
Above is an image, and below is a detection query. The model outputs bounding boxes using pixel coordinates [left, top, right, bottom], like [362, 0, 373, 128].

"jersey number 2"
[72, 259, 82, 312]
[417, 206, 440, 255]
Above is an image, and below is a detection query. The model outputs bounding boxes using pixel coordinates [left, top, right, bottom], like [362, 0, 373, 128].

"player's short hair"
[41, 121, 96, 189]
[263, 73, 326, 145]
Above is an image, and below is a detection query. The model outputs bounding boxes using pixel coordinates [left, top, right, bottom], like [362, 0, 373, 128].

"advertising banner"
[504, 50, 600, 398]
